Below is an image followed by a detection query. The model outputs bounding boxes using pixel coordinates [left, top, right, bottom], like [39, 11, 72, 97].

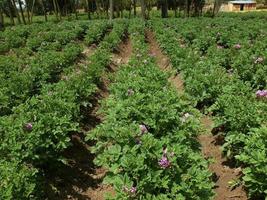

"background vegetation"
[0, 0, 266, 29]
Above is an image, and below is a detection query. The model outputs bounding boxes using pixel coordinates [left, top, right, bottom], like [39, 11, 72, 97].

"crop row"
[88, 19, 214, 200]
[0, 20, 128, 200]
[151, 18, 267, 199]
[0, 43, 81, 116]
[0, 21, 90, 53]
[0, 20, 110, 116]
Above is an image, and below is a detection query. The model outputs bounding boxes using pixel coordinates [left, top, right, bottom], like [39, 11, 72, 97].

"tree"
[11, 0, 21, 24]
[133, 0, 136, 16]
[18, 0, 26, 24]
[213, 0, 229, 16]
[0, 0, 4, 30]
[140, 0, 146, 19]
[109, 0, 113, 20]
[162, 0, 168, 18]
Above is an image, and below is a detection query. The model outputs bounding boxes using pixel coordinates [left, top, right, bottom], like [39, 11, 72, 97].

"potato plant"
[151, 17, 267, 199]
[88, 19, 214, 200]
[0, 20, 128, 200]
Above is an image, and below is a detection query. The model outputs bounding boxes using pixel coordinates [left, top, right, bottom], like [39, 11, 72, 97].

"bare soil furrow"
[45, 36, 132, 200]
[146, 30, 247, 200]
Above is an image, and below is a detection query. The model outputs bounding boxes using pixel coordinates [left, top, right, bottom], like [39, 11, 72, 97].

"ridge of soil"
[44, 36, 132, 200]
[146, 30, 247, 200]
[145, 30, 184, 93]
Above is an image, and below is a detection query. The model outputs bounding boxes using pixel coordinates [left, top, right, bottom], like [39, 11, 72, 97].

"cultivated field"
[0, 12, 266, 200]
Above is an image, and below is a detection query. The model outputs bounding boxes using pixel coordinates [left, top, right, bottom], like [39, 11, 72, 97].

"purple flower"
[139, 124, 148, 134]
[254, 57, 264, 64]
[24, 123, 33, 132]
[123, 186, 137, 196]
[130, 187, 137, 194]
[256, 90, 267, 98]
[159, 147, 171, 169]
[234, 44, 241, 49]
[158, 156, 171, 169]
[127, 89, 134, 96]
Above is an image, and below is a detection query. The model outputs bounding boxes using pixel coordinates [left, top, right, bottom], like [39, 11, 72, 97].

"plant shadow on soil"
[44, 133, 102, 200]
[43, 90, 111, 200]
[43, 36, 132, 200]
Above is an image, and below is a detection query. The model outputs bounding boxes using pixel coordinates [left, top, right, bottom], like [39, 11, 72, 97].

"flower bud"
[24, 123, 33, 132]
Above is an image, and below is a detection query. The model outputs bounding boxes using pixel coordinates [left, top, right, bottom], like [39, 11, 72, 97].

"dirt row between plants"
[145, 30, 247, 200]
[44, 36, 132, 200]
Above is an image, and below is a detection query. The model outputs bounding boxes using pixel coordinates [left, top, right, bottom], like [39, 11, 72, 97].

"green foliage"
[151, 16, 267, 199]
[236, 127, 267, 199]
[0, 160, 39, 200]
[85, 20, 110, 45]
[0, 17, 128, 200]
[88, 19, 214, 200]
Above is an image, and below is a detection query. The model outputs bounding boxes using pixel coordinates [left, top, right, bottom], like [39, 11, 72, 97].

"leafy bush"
[0, 160, 39, 200]
[236, 127, 267, 199]
[0, 18, 128, 200]
[151, 16, 267, 198]
[88, 19, 214, 200]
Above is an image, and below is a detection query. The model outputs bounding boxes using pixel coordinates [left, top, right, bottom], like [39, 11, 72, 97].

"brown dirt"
[146, 30, 248, 200]
[77, 44, 97, 69]
[99, 36, 132, 98]
[145, 30, 184, 93]
[108, 37, 132, 72]
[61, 44, 97, 81]
[44, 37, 132, 200]
[200, 117, 247, 200]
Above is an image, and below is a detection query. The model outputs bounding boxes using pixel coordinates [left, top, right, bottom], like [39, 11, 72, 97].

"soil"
[44, 36, 132, 200]
[146, 30, 248, 200]
[200, 117, 247, 200]
[145, 30, 184, 93]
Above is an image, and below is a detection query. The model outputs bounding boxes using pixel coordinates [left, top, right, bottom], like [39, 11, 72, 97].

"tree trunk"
[116, 6, 120, 18]
[11, 0, 21, 24]
[25, 0, 30, 23]
[56, 0, 62, 20]
[133, 0, 136, 16]
[213, 0, 222, 17]
[186, 0, 190, 17]
[30, 0, 36, 22]
[18, 0, 26, 24]
[87, 0, 91, 19]
[109, 0, 113, 20]
[0, 7, 4, 30]
[74, 0, 78, 19]
[41, 0, 47, 22]
[161, 0, 168, 18]
[7, 0, 15, 25]
[140, 0, 146, 19]
[52, 0, 59, 20]
[174, 0, 177, 17]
